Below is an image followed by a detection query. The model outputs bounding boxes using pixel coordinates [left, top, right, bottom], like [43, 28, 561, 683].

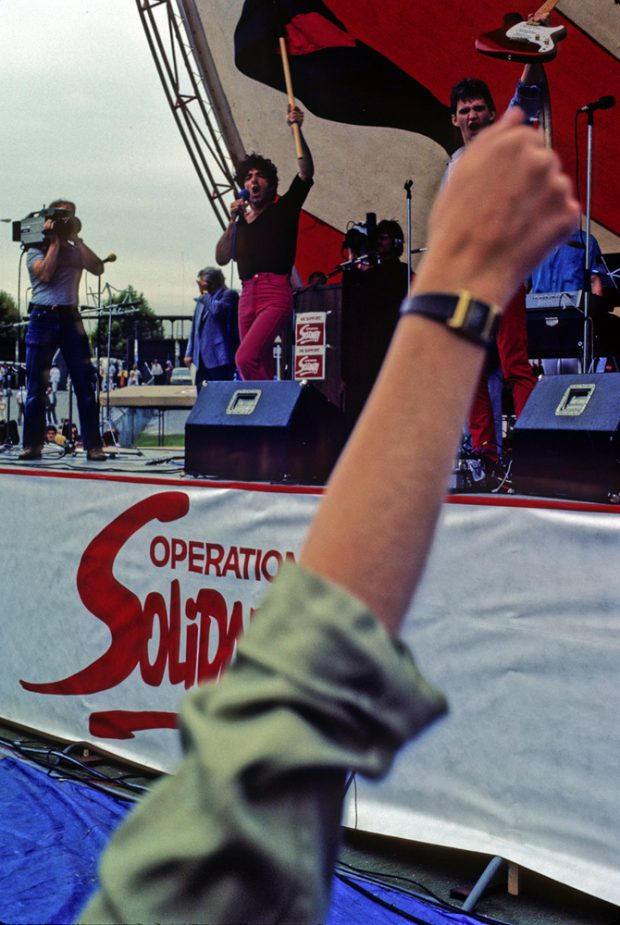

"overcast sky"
[0, 0, 231, 318]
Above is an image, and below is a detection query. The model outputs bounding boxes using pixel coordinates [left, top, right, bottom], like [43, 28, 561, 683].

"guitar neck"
[530, 0, 560, 23]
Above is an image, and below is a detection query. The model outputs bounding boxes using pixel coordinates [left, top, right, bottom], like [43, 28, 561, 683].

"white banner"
[1, 468, 619, 903]
[2, 470, 320, 771]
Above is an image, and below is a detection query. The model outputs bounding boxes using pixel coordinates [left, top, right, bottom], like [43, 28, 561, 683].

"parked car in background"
[169, 366, 193, 386]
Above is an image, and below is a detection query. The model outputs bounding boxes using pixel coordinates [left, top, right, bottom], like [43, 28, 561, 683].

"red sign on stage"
[294, 351, 325, 379]
[294, 312, 326, 380]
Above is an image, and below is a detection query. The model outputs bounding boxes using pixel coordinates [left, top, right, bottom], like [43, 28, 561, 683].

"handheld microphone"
[234, 189, 250, 223]
[578, 96, 615, 113]
[102, 253, 117, 263]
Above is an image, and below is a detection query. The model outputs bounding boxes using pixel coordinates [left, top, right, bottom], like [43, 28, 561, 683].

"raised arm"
[300, 108, 579, 634]
[520, 61, 545, 86]
[210, 286, 237, 318]
[287, 104, 314, 182]
[80, 108, 579, 925]
[73, 236, 105, 276]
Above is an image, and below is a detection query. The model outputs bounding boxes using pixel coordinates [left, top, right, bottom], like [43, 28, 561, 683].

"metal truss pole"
[135, 0, 239, 230]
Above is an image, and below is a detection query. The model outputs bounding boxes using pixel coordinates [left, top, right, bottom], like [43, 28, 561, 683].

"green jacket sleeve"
[79, 563, 447, 925]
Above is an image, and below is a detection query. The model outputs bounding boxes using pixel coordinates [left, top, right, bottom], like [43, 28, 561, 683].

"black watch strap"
[400, 292, 502, 348]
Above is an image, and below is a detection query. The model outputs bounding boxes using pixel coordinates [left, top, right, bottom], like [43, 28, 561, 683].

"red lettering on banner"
[140, 591, 170, 687]
[261, 549, 282, 580]
[188, 590, 252, 683]
[171, 538, 188, 568]
[21, 492, 190, 696]
[150, 537, 297, 582]
[89, 710, 179, 740]
[239, 546, 256, 579]
[188, 540, 204, 573]
[20, 492, 251, 698]
[19, 491, 286, 736]
[205, 543, 225, 576]
[223, 545, 241, 579]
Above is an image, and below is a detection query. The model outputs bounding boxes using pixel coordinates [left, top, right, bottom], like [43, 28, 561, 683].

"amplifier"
[526, 290, 582, 310]
[185, 379, 346, 483]
[526, 308, 584, 359]
[512, 373, 620, 502]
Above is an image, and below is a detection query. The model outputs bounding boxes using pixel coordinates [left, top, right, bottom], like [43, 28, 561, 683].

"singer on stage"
[20, 199, 106, 461]
[215, 105, 314, 380]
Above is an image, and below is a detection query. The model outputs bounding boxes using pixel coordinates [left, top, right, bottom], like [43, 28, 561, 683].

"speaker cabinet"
[512, 373, 620, 502]
[526, 308, 584, 359]
[185, 380, 346, 483]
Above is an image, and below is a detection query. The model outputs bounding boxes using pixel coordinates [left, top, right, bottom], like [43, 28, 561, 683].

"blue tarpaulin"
[0, 754, 496, 924]
[329, 873, 498, 924]
[0, 756, 130, 924]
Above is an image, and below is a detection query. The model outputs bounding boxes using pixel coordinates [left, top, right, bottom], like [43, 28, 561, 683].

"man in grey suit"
[184, 267, 239, 392]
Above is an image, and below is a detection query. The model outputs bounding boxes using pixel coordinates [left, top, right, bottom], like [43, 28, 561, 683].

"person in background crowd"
[44, 384, 57, 425]
[149, 358, 164, 385]
[128, 364, 142, 386]
[117, 362, 128, 389]
[49, 362, 61, 392]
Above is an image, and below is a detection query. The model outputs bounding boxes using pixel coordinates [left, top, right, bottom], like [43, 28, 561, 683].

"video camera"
[342, 212, 378, 260]
[12, 207, 81, 249]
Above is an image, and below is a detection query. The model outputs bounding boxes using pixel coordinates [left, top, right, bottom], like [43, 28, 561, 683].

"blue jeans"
[23, 306, 102, 451]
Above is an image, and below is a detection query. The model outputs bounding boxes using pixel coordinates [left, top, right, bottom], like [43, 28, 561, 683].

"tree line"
[0, 286, 163, 361]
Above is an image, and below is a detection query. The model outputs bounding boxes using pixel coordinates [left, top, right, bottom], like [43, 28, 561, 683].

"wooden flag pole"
[278, 36, 304, 158]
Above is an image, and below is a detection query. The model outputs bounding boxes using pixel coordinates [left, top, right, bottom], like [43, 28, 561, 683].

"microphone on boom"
[578, 96, 615, 113]
[102, 253, 117, 263]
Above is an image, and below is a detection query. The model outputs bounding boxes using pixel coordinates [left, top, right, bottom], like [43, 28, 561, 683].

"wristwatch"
[400, 291, 502, 348]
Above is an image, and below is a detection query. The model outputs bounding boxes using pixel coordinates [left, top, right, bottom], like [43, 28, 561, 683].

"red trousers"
[468, 287, 536, 454]
[236, 273, 292, 380]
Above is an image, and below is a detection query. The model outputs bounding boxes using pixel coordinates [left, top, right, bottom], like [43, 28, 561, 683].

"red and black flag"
[234, 0, 457, 154]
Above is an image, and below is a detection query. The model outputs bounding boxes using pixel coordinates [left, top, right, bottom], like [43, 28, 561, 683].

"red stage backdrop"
[186, 0, 619, 284]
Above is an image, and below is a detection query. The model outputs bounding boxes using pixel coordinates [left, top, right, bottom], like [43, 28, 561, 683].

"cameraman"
[20, 199, 106, 461]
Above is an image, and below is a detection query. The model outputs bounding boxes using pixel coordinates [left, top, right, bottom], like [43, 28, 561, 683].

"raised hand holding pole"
[272, 0, 304, 158]
[278, 37, 304, 158]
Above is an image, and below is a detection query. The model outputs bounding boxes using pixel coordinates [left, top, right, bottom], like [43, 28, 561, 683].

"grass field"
[135, 433, 185, 448]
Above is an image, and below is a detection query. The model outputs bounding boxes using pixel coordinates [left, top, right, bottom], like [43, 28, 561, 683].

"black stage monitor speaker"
[526, 307, 584, 359]
[512, 373, 620, 503]
[185, 380, 346, 483]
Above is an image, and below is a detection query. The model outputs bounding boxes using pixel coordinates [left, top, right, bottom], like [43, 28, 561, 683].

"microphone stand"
[404, 180, 413, 283]
[82, 297, 141, 448]
[580, 104, 606, 373]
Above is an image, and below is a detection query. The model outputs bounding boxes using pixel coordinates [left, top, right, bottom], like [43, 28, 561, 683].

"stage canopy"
[178, 0, 619, 283]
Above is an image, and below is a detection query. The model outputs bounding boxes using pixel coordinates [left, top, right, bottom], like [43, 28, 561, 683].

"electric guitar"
[475, 0, 567, 63]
